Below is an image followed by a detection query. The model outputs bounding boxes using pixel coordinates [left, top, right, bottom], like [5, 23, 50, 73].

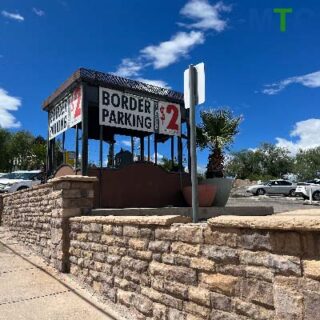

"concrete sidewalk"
[0, 229, 123, 320]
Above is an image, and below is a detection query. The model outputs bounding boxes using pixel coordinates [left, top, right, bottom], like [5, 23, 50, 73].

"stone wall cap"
[70, 215, 191, 226]
[49, 175, 98, 183]
[208, 210, 320, 231]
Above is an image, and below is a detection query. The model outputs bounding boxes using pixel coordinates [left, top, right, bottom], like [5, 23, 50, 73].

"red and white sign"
[69, 86, 82, 127]
[157, 102, 181, 136]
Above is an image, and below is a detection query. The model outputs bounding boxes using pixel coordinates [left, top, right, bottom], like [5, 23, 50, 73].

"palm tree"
[197, 109, 242, 178]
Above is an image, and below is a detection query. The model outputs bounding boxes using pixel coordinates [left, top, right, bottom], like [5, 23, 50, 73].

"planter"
[182, 184, 217, 207]
[200, 177, 234, 207]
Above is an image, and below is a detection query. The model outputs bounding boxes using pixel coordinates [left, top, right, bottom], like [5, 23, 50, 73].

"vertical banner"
[48, 86, 82, 140]
[156, 101, 181, 136]
[69, 86, 82, 127]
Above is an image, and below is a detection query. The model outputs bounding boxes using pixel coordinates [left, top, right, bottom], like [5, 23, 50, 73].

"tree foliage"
[197, 109, 242, 178]
[294, 147, 320, 181]
[0, 128, 47, 172]
[226, 143, 294, 180]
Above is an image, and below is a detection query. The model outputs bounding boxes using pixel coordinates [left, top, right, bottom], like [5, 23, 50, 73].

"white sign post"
[184, 63, 205, 223]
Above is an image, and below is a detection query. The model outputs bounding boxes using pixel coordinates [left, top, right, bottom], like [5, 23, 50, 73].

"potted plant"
[196, 109, 242, 206]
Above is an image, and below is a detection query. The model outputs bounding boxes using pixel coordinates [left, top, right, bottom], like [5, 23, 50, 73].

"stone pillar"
[48, 175, 97, 272]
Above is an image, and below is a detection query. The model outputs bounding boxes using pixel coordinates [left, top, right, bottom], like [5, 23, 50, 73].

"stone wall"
[69, 214, 320, 320]
[0, 175, 96, 272]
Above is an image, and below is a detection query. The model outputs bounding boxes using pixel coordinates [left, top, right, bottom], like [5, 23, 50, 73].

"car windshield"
[0, 172, 38, 180]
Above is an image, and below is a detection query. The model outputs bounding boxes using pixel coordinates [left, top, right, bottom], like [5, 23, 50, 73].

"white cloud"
[0, 88, 21, 128]
[1, 10, 24, 21]
[263, 70, 320, 95]
[141, 31, 205, 69]
[114, 58, 143, 77]
[276, 119, 320, 154]
[32, 8, 45, 17]
[180, 0, 231, 31]
[121, 139, 132, 147]
[136, 78, 170, 89]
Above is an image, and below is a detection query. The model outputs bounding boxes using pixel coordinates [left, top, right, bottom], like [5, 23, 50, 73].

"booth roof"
[42, 68, 184, 110]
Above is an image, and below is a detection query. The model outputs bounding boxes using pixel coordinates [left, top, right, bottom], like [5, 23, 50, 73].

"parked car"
[295, 179, 320, 200]
[246, 179, 297, 196]
[0, 170, 42, 193]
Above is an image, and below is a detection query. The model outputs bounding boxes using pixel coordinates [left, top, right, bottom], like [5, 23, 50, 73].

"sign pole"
[189, 65, 199, 223]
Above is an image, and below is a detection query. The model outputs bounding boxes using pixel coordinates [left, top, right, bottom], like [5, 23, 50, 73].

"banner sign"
[49, 87, 82, 140]
[99, 87, 181, 136]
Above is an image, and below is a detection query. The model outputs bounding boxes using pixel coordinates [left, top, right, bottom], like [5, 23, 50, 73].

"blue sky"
[1, 0, 320, 170]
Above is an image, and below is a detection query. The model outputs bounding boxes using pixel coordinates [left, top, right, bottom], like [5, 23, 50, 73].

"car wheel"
[302, 195, 310, 200]
[256, 188, 266, 196]
[17, 186, 28, 191]
[289, 189, 296, 197]
[313, 191, 320, 201]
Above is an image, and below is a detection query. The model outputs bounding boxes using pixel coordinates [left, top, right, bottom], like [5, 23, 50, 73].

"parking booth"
[43, 68, 191, 208]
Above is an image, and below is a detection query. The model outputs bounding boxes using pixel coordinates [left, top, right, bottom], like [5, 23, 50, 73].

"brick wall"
[1, 175, 96, 272]
[69, 215, 320, 320]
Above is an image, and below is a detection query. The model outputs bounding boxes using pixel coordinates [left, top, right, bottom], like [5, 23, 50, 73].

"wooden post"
[81, 83, 88, 176]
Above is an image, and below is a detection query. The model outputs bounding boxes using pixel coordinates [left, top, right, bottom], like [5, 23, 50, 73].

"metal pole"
[131, 136, 134, 161]
[140, 136, 144, 161]
[75, 124, 79, 169]
[189, 65, 199, 223]
[62, 132, 66, 164]
[178, 136, 183, 172]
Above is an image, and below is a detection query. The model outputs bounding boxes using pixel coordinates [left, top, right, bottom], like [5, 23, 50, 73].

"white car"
[295, 179, 320, 201]
[0, 170, 42, 193]
[246, 180, 297, 196]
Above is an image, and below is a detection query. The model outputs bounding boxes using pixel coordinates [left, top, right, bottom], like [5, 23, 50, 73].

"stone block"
[162, 253, 190, 267]
[239, 278, 274, 308]
[117, 289, 135, 307]
[128, 238, 149, 251]
[240, 230, 271, 251]
[188, 286, 211, 307]
[270, 231, 301, 256]
[190, 257, 215, 271]
[176, 224, 204, 243]
[168, 308, 186, 320]
[273, 277, 303, 320]
[148, 240, 171, 253]
[153, 303, 167, 320]
[233, 298, 274, 320]
[141, 287, 183, 310]
[184, 301, 210, 318]
[171, 242, 200, 257]
[151, 277, 188, 299]
[133, 294, 153, 316]
[199, 273, 238, 296]
[204, 227, 240, 247]
[201, 245, 239, 264]
[303, 260, 320, 280]
[149, 261, 197, 285]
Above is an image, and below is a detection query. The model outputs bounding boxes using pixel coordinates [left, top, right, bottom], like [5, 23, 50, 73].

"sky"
[1, 0, 320, 170]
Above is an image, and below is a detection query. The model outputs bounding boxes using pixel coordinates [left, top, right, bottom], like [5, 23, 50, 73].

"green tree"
[225, 143, 294, 180]
[197, 109, 242, 178]
[30, 136, 47, 169]
[0, 128, 12, 172]
[294, 147, 320, 181]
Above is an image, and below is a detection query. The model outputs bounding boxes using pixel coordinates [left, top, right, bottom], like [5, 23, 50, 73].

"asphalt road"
[227, 195, 320, 214]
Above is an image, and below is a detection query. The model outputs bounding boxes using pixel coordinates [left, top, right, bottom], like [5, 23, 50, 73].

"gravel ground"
[227, 195, 320, 214]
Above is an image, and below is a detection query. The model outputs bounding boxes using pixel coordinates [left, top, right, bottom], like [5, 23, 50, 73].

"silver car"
[246, 180, 297, 196]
